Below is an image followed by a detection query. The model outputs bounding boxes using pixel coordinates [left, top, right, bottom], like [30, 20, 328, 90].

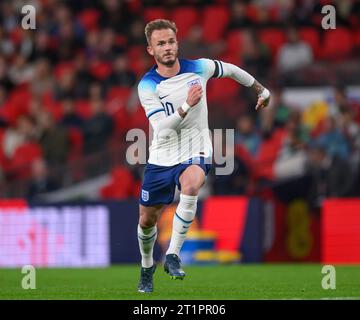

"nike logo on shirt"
[159, 94, 170, 100]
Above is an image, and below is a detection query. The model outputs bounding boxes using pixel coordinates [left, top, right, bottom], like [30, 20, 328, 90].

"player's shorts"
[139, 156, 212, 207]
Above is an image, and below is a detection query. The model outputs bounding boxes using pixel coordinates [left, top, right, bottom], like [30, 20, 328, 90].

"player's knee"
[139, 216, 156, 229]
[181, 184, 199, 196]
[139, 211, 157, 228]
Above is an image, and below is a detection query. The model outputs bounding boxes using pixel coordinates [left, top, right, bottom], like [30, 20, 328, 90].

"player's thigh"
[139, 203, 164, 228]
[179, 165, 206, 195]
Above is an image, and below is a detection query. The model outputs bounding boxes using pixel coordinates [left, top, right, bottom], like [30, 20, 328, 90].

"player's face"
[147, 29, 178, 67]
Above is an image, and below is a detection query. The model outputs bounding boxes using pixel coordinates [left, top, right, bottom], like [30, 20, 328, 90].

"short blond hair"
[144, 19, 177, 44]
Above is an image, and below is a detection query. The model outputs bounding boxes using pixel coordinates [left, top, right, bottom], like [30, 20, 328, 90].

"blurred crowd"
[0, 0, 359, 201]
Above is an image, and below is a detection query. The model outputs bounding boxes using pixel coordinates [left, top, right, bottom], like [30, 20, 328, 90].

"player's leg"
[138, 203, 163, 268]
[165, 165, 206, 279]
[137, 204, 163, 293]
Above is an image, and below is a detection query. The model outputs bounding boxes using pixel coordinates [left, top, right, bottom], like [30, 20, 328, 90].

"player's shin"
[166, 194, 198, 256]
[137, 224, 158, 268]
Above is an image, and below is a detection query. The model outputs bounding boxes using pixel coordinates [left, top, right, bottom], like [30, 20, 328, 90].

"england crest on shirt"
[141, 189, 149, 202]
[187, 78, 201, 88]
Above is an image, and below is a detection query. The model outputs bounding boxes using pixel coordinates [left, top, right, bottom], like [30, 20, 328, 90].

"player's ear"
[147, 45, 154, 56]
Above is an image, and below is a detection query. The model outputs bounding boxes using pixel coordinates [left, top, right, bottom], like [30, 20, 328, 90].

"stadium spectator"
[38, 111, 70, 165]
[8, 54, 34, 85]
[98, 0, 133, 34]
[54, 4, 84, 61]
[277, 27, 313, 74]
[288, 0, 316, 27]
[256, 4, 282, 29]
[105, 54, 137, 89]
[98, 28, 124, 61]
[274, 127, 307, 181]
[29, 30, 57, 63]
[213, 155, 250, 195]
[241, 29, 271, 82]
[54, 69, 76, 100]
[127, 18, 147, 46]
[331, 85, 352, 115]
[227, 1, 252, 30]
[30, 58, 55, 96]
[306, 143, 355, 207]
[0, 55, 12, 92]
[234, 114, 261, 156]
[73, 53, 95, 99]
[338, 109, 360, 169]
[84, 29, 101, 61]
[83, 97, 114, 154]
[2, 115, 37, 159]
[180, 25, 221, 60]
[315, 116, 350, 159]
[27, 158, 60, 199]
[0, 26, 15, 58]
[88, 81, 106, 100]
[60, 98, 84, 130]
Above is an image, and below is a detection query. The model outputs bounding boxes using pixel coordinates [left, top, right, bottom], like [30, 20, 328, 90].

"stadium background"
[0, 0, 360, 296]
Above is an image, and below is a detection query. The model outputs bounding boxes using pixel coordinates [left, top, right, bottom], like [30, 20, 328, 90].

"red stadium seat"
[298, 27, 321, 59]
[0, 84, 32, 125]
[202, 6, 229, 43]
[54, 62, 74, 80]
[144, 7, 169, 23]
[0, 129, 8, 170]
[322, 28, 353, 60]
[129, 104, 148, 132]
[226, 30, 244, 56]
[68, 127, 83, 154]
[354, 30, 360, 48]
[112, 108, 131, 135]
[207, 78, 239, 103]
[89, 61, 112, 80]
[252, 128, 286, 180]
[258, 29, 286, 58]
[100, 166, 135, 199]
[170, 7, 198, 40]
[77, 9, 100, 31]
[10, 142, 43, 179]
[75, 100, 92, 119]
[246, 4, 259, 22]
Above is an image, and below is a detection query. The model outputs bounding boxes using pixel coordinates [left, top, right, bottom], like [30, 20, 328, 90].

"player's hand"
[186, 84, 203, 107]
[255, 96, 270, 110]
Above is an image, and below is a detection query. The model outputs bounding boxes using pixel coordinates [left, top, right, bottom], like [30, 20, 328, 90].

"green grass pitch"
[1, 264, 359, 300]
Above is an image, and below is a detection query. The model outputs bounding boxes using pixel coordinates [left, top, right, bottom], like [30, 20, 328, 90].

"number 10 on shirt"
[161, 101, 175, 116]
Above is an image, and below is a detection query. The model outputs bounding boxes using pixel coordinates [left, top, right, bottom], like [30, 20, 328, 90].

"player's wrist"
[259, 88, 270, 100]
[182, 101, 191, 113]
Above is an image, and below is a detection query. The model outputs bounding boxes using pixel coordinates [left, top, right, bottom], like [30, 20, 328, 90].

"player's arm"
[138, 82, 201, 137]
[212, 60, 270, 110]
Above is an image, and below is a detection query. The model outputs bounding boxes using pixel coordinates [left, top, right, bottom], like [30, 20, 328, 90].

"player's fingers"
[255, 98, 264, 110]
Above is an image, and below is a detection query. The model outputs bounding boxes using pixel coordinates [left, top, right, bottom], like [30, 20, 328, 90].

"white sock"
[137, 224, 157, 268]
[166, 194, 198, 256]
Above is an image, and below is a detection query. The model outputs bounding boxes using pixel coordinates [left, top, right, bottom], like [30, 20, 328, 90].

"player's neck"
[156, 59, 180, 78]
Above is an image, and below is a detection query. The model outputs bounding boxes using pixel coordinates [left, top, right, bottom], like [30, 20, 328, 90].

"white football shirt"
[138, 58, 223, 166]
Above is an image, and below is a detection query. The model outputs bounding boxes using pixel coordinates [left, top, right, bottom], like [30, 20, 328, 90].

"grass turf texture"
[1, 264, 359, 300]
